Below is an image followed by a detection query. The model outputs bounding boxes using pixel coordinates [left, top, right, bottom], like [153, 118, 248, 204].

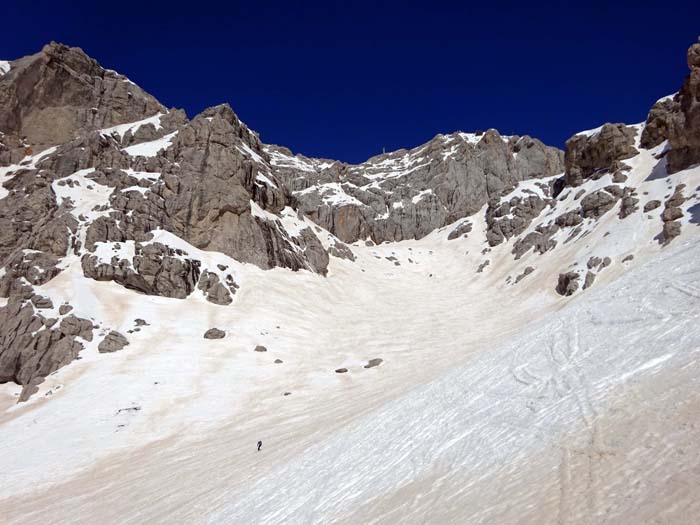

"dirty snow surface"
[1, 232, 700, 523]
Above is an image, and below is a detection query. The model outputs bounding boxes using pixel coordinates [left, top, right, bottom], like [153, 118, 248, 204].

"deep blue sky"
[2, 1, 699, 163]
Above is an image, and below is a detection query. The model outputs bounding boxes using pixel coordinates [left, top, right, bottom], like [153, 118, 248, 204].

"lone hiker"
[257, 440, 263, 451]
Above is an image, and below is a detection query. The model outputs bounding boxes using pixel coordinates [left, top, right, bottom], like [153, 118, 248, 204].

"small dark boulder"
[364, 358, 383, 369]
[203, 328, 226, 339]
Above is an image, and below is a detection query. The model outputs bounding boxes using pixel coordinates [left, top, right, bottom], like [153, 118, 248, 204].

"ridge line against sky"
[2, 0, 699, 163]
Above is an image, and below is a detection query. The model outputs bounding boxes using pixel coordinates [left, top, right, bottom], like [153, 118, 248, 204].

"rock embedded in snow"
[644, 200, 661, 212]
[618, 187, 640, 219]
[555, 210, 583, 228]
[254, 345, 267, 352]
[447, 221, 473, 240]
[59, 315, 94, 341]
[335, 368, 348, 374]
[203, 328, 226, 340]
[198, 270, 236, 306]
[583, 271, 596, 290]
[485, 194, 548, 246]
[98, 331, 130, 352]
[663, 221, 682, 243]
[476, 260, 490, 273]
[328, 241, 356, 261]
[30, 294, 53, 309]
[587, 256, 601, 269]
[364, 358, 383, 369]
[274, 359, 283, 364]
[58, 304, 73, 315]
[580, 188, 619, 218]
[662, 207, 683, 222]
[555, 272, 580, 296]
[515, 266, 535, 283]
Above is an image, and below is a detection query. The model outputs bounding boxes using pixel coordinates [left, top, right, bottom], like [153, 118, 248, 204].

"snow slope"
[211, 238, 700, 524]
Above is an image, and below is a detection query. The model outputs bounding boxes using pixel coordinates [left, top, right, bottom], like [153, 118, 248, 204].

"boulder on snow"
[515, 266, 535, 283]
[644, 200, 661, 212]
[98, 331, 129, 353]
[556, 272, 580, 296]
[335, 368, 348, 374]
[364, 358, 383, 369]
[203, 328, 226, 339]
[254, 345, 267, 352]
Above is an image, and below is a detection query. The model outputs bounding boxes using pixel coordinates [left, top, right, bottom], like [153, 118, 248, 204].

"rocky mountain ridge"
[1, 41, 700, 399]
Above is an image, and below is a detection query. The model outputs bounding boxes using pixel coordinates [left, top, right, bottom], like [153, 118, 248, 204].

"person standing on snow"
[257, 440, 263, 451]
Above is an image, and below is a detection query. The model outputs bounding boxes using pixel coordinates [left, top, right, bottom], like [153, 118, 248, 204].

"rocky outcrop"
[328, 241, 356, 261]
[0, 299, 90, 388]
[486, 193, 549, 246]
[0, 42, 166, 147]
[447, 220, 473, 240]
[641, 96, 679, 149]
[618, 187, 640, 219]
[512, 222, 559, 260]
[198, 270, 237, 305]
[564, 124, 638, 187]
[660, 184, 685, 243]
[82, 242, 202, 299]
[580, 188, 620, 218]
[667, 43, 700, 173]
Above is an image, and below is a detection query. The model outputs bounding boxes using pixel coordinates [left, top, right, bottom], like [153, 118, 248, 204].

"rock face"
[0, 42, 166, 147]
[82, 242, 202, 299]
[580, 188, 620, 218]
[0, 299, 91, 385]
[667, 43, 700, 173]
[640, 96, 679, 149]
[564, 124, 638, 187]
[278, 130, 564, 244]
